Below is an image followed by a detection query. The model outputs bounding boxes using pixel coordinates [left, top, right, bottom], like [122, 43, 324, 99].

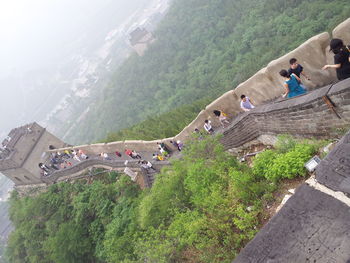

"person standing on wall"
[322, 38, 350, 80]
[288, 58, 310, 90]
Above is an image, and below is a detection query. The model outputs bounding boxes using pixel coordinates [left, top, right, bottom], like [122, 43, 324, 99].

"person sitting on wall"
[279, 70, 307, 98]
[240, 95, 255, 112]
[152, 153, 159, 161]
[322, 38, 350, 80]
[213, 110, 230, 128]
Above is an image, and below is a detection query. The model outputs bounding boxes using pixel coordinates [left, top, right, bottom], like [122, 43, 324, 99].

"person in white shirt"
[204, 120, 214, 134]
[240, 95, 255, 112]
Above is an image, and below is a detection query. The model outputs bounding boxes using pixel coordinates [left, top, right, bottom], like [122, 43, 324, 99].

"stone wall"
[50, 18, 350, 155]
[222, 78, 350, 149]
[41, 158, 170, 184]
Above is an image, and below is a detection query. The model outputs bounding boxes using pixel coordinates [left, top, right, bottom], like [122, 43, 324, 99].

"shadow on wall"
[50, 18, 350, 155]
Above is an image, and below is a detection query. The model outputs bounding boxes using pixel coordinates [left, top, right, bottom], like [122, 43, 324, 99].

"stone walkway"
[233, 130, 350, 263]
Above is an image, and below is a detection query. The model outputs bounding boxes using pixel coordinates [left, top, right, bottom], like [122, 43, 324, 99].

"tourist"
[104, 152, 111, 160]
[124, 149, 133, 158]
[63, 149, 72, 158]
[240, 95, 255, 112]
[322, 38, 350, 80]
[176, 140, 183, 151]
[140, 160, 156, 172]
[115, 151, 122, 157]
[288, 58, 311, 80]
[101, 152, 111, 160]
[279, 70, 307, 98]
[204, 120, 214, 134]
[131, 150, 142, 159]
[72, 150, 81, 162]
[78, 149, 88, 160]
[38, 163, 50, 173]
[159, 147, 168, 157]
[157, 142, 171, 154]
[213, 110, 230, 128]
[146, 161, 156, 171]
[157, 154, 164, 161]
[170, 140, 184, 151]
[152, 153, 159, 161]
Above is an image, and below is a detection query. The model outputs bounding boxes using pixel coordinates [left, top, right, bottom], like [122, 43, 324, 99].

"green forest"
[68, 0, 350, 144]
[6, 135, 327, 263]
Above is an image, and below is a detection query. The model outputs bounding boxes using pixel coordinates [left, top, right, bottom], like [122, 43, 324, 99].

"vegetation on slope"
[6, 135, 326, 263]
[70, 0, 350, 143]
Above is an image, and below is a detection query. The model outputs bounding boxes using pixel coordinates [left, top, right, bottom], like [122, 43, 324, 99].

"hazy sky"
[0, 0, 144, 75]
[0, 0, 150, 137]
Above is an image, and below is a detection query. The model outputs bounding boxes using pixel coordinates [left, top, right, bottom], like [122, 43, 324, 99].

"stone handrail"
[49, 18, 350, 155]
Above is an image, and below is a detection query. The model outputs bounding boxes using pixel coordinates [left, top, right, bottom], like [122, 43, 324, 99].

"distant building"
[0, 123, 67, 185]
[129, 27, 156, 56]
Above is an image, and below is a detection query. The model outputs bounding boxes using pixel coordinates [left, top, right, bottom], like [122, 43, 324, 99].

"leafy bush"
[252, 150, 279, 179]
[253, 143, 317, 181]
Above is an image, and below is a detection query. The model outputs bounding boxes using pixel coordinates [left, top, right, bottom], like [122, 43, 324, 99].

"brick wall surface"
[221, 78, 350, 150]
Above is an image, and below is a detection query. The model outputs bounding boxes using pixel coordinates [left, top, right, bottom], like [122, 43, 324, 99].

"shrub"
[252, 150, 279, 179]
[265, 143, 316, 181]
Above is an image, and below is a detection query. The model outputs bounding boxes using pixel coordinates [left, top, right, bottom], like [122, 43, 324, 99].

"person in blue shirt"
[279, 69, 307, 98]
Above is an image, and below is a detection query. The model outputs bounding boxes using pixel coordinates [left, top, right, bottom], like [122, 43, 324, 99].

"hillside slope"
[70, 0, 350, 144]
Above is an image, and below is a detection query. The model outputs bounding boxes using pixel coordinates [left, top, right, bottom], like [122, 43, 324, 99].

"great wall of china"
[1, 18, 350, 263]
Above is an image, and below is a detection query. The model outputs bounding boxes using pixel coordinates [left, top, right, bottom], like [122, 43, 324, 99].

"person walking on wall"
[322, 38, 350, 80]
[279, 70, 306, 98]
[288, 58, 310, 90]
[213, 110, 230, 128]
[240, 95, 255, 112]
[204, 120, 214, 134]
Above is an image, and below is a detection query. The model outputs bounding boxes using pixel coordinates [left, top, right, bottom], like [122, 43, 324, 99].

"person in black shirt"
[322, 38, 350, 80]
[288, 58, 311, 80]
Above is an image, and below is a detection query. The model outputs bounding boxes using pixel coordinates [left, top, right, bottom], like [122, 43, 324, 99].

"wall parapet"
[222, 78, 350, 149]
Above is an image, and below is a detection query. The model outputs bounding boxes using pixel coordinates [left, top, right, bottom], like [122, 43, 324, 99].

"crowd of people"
[40, 140, 185, 177]
[39, 149, 89, 176]
[198, 38, 350, 135]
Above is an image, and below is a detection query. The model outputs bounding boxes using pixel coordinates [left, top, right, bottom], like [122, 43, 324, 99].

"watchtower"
[0, 123, 67, 185]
